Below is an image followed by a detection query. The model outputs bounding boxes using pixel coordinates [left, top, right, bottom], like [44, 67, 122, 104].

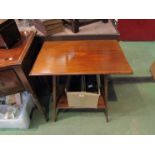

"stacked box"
[32, 19, 64, 35]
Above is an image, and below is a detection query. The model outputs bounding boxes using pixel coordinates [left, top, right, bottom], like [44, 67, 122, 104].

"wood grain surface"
[30, 40, 133, 76]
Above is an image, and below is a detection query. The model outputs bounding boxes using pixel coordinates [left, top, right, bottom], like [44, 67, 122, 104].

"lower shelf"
[56, 95, 106, 109]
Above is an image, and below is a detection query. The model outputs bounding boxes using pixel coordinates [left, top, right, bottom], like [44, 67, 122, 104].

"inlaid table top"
[30, 40, 133, 76]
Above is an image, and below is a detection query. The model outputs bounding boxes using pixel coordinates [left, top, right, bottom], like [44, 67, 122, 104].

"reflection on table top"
[30, 40, 133, 76]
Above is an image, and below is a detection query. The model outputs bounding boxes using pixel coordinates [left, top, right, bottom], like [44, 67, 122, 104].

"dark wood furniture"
[43, 20, 120, 41]
[63, 19, 109, 33]
[30, 40, 133, 122]
[0, 31, 48, 121]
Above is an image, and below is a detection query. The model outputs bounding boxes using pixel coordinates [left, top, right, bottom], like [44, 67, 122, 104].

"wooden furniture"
[63, 19, 109, 33]
[0, 31, 48, 121]
[43, 20, 120, 41]
[30, 40, 133, 122]
[32, 19, 64, 35]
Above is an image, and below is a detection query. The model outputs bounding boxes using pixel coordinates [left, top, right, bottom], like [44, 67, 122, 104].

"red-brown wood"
[0, 31, 35, 68]
[30, 40, 133, 122]
[150, 61, 155, 80]
[0, 69, 23, 95]
[30, 40, 133, 76]
[0, 31, 48, 120]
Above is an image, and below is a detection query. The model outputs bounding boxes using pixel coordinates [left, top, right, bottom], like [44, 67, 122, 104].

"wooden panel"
[0, 69, 23, 95]
[30, 40, 133, 76]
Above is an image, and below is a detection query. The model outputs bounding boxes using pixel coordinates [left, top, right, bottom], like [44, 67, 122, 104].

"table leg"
[14, 66, 49, 121]
[52, 76, 57, 122]
[102, 75, 109, 122]
[71, 20, 79, 33]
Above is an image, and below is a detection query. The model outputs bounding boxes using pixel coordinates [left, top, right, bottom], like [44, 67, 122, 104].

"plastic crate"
[0, 92, 34, 129]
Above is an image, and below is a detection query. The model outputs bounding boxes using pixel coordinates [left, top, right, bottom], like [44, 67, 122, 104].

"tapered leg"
[52, 76, 57, 122]
[71, 20, 79, 33]
[14, 66, 49, 121]
[103, 75, 109, 122]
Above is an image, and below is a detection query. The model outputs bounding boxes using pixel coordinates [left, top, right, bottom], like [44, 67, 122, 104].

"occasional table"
[30, 40, 133, 122]
[0, 31, 48, 121]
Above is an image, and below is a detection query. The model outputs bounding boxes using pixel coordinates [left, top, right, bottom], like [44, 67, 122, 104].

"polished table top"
[30, 40, 133, 76]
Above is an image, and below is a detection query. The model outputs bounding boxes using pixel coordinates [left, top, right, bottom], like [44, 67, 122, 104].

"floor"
[53, 20, 118, 36]
[0, 41, 155, 135]
[17, 20, 119, 37]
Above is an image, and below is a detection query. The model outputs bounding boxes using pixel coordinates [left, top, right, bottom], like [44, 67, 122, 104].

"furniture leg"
[71, 20, 79, 33]
[52, 76, 57, 122]
[14, 66, 49, 121]
[65, 76, 71, 90]
[103, 75, 109, 122]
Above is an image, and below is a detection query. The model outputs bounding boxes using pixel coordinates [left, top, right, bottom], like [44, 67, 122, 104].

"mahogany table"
[30, 40, 133, 122]
[0, 31, 48, 121]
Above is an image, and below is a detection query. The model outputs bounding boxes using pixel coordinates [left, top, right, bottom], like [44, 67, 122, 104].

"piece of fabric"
[118, 19, 155, 41]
